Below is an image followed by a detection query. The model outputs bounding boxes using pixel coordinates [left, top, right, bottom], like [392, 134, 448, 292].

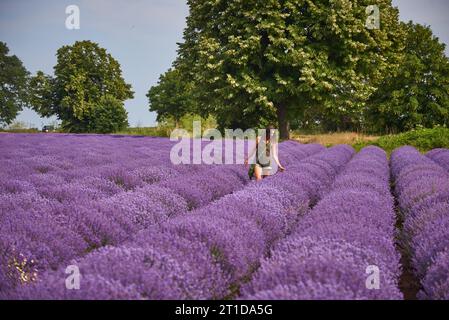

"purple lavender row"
[241, 146, 402, 299]
[391, 146, 449, 299]
[1, 139, 323, 297]
[6, 143, 328, 300]
[426, 148, 449, 172]
[86, 141, 323, 238]
[0, 159, 235, 293]
[47, 141, 321, 244]
[10, 144, 347, 299]
[1, 135, 276, 195]
[0, 138, 314, 267]
[0, 135, 188, 295]
[0, 137, 310, 228]
[71, 142, 317, 244]
[0, 134, 176, 182]
[1, 135, 247, 197]
[0, 136, 304, 196]
[0, 135, 217, 293]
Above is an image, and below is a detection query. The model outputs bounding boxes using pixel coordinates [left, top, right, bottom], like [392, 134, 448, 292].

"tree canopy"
[150, 0, 406, 138]
[366, 22, 449, 133]
[0, 42, 29, 126]
[30, 40, 133, 133]
[147, 68, 193, 127]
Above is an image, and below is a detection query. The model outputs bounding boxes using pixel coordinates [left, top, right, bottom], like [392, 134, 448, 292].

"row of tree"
[148, 0, 449, 139]
[0, 42, 29, 126]
[2, 1, 449, 137]
[0, 40, 133, 133]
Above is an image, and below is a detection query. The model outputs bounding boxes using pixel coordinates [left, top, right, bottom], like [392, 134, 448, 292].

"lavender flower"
[427, 148, 449, 172]
[243, 146, 402, 300]
[0, 134, 342, 299]
[391, 146, 449, 298]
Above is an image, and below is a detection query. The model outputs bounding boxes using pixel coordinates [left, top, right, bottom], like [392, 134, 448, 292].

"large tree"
[0, 42, 29, 126]
[174, 0, 403, 138]
[30, 40, 133, 132]
[147, 68, 193, 127]
[366, 22, 449, 133]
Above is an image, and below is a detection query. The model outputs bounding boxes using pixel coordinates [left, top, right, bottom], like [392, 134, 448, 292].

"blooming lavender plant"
[242, 146, 402, 300]
[427, 148, 449, 172]
[391, 146, 449, 299]
[25, 144, 350, 300]
[1, 134, 324, 298]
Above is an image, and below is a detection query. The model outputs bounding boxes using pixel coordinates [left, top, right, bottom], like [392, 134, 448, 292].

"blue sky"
[0, 0, 448, 128]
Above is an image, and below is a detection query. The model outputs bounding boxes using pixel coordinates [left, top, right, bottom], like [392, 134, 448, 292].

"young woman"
[244, 127, 285, 181]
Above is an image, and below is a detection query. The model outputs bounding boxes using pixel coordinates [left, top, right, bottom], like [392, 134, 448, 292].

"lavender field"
[0, 133, 448, 300]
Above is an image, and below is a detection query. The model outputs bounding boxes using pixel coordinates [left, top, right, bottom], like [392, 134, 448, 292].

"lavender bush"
[7, 133, 448, 300]
[14, 144, 356, 299]
[0, 134, 323, 298]
[242, 146, 402, 300]
[426, 148, 449, 172]
[391, 146, 449, 299]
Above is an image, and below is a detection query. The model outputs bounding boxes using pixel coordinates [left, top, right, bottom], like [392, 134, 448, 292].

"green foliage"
[147, 68, 193, 126]
[87, 95, 128, 133]
[170, 0, 403, 138]
[117, 126, 167, 137]
[0, 42, 29, 125]
[353, 127, 449, 153]
[29, 71, 56, 118]
[0, 120, 38, 133]
[152, 113, 217, 137]
[29, 40, 133, 133]
[0, 128, 39, 133]
[149, 2, 449, 136]
[7, 120, 31, 130]
[118, 114, 218, 137]
[366, 22, 449, 133]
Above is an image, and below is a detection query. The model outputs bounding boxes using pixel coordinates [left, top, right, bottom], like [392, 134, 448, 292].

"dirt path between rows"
[392, 183, 421, 299]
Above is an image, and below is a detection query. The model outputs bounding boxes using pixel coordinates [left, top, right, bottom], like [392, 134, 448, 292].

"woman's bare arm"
[272, 142, 285, 171]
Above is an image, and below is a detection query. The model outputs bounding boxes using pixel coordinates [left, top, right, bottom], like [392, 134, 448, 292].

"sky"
[0, 0, 448, 129]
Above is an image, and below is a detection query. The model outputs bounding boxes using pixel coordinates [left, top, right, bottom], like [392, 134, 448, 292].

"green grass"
[352, 127, 449, 154]
[0, 128, 40, 133]
[116, 126, 169, 137]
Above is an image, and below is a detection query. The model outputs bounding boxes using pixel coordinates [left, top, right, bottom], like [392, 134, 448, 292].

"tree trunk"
[276, 104, 290, 140]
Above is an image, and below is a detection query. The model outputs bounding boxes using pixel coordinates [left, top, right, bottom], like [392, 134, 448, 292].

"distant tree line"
[148, 0, 449, 138]
[0, 40, 133, 133]
[1, 1, 449, 136]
